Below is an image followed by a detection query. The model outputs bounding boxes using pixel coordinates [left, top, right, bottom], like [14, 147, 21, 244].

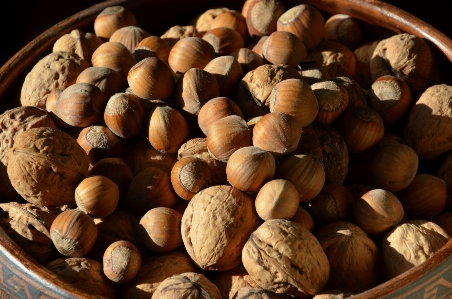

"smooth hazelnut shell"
[168, 37, 216, 75]
[251, 36, 268, 57]
[103, 240, 141, 284]
[53, 29, 104, 62]
[50, 209, 98, 257]
[204, 55, 244, 98]
[203, 27, 244, 55]
[170, 156, 212, 200]
[198, 97, 243, 135]
[226, 146, 276, 193]
[255, 179, 300, 220]
[75, 175, 119, 219]
[261, 31, 307, 67]
[231, 48, 264, 74]
[76, 66, 125, 101]
[109, 26, 150, 53]
[136, 36, 171, 63]
[289, 207, 315, 232]
[90, 158, 133, 200]
[77, 125, 121, 166]
[212, 10, 249, 43]
[311, 80, 350, 125]
[91, 41, 136, 79]
[46, 88, 70, 128]
[245, 0, 285, 40]
[94, 6, 137, 39]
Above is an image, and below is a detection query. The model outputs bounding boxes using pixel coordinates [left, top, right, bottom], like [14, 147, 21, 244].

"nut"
[77, 125, 121, 166]
[168, 37, 216, 75]
[261, 31, 307, 67]
[245, 0, 285, 40]
[324, 14, 362, 49]
[204, 55, 244, 97]
[110, 26, 150, 53]
[202, 27, 244, 55]
[91, 41, 137, 79]
[255, 179, 300, 220]
[198, 97, 243, 135]
[76, 66, 125, 101]
[136, 36, 171, 63]
[53, 29, 104, 62]
[170, 156, 212, 200]
[94, 6, 137, 39]
[103, 240, 141, 284]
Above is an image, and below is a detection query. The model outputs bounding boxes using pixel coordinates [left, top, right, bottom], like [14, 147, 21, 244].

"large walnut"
[0, 106, 57, 166]
[6, 127, 89, 206]
[213, 265, 258, 299]
[151, 272, 222, 299]
[122, 251, 199, 299]
[182, 185, 259, 271]
[46, 257, 118, 298]
[382, 220, 450, 279]
[315, 221, 380, 293]
[20, 51, 89, 109]
[0, 202, 59, 264]
[242, 219, 330, 298]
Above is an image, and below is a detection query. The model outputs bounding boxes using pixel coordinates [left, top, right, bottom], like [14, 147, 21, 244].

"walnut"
[213, 265, 259, 299]
[404, 84, 452, 160]
[232, 287, 291, 299]
[182, 185, 259, 271]
[122, 251, 200, 298]
[6, 127, 89, 206]
[315, 221, 380, 293]
[46, 257, 118, 298]
[151, 272, 222, 299]
[53, 29, 104, 62]
[20, 51, 89, 109]
[242, 219, 330, 298]
[0, 202, 59, 264]
[0, 106, 57, 165]
[382, 220, 450, 279]
[312, 290, 355, 299]
[370, 33, 433, 93]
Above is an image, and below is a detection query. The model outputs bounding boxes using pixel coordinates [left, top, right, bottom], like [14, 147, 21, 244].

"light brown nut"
[53, 29, 104, 62]
[213, 265, 259, 299]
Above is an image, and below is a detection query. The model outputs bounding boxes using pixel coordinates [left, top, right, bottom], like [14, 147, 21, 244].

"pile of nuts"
[2, 1, 452, 298]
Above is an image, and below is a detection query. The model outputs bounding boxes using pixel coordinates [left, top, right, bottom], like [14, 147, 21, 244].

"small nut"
[255, 179, 300, 220]
[110, 26, 150, 53]
[94, 6, 137, 39]
[103, 240, 141, 284]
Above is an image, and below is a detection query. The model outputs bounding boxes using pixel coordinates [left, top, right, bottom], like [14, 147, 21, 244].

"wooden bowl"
[1, 0, 452, 298]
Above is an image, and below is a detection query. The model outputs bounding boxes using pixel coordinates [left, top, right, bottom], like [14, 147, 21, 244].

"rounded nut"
[198, 97, 243, 135]
[255, 179, 300, 220]
[170, 156, 212, 200]
[94, 6, 137, 39]
[261, 31, 307, 67]
[91, 41, 137, 79]
[110, 26, 150, 53]
[103, 240, 141, 284]
[168, 37, 216, 75]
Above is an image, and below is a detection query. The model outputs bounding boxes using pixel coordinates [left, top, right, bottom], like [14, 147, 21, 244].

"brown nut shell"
[198, 97, 243, 135]
[76, 66, 125, 101]
[168, 37, 216, 75]
[255, 179, 300, 220]
[203, 27, 245, 55]
[110, 26, 150, 53]
[53, 29, 104, 62]
[103, 240, 141, 284]
[170, 156, 212, 200]
[137, 36, 171, 63]
[94, 6, 137, 39]
[262, 31, 307, 67]
[91, 41, 136, 79]
[246, 0, 285, 41]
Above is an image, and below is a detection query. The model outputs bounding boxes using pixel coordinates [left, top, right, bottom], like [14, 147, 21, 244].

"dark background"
[0, 0, 450, 67]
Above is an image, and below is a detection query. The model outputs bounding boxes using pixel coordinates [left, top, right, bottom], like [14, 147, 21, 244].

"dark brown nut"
[435, 212, 452, 237]
[300, 61, 330, 85]
[182, 185, 259, 271]
[0, 163, 20, 202]
[354, 40, 380, 89]
[53, 29, 104, 62]
[104, 92, 146, 138]
[94, 6, 137, 39]
[178, 137, 227, 185]
[245, 0, 285, 41]
[174, 68, 220, 117]
[367, 75, 412, 124]
[213, 265, 259, 299]
[226, 146, 275, 193]
[235, 85, 268, 119]
[370, 143, 418, 192]
[404, 84, 452, 160]
[252, 112, 302, 158]
[77, 125, 121, 166]
[76, 66, 125, 101]
[354, 189, 404, 234]
[148, 105, 190, 154]
[171, 156, 212, 200]
[337, 106, 385, 154]
[90, 158, 132, 200]
[316, 221, 379, 293]
[242, 219, 329, 297]
[330, 76, 367, 109]
[47, 257, 118, 298]
[398, 174, 447, 220]
[21, 51, 89, 109]
[207, 115, 251, 162]
[231, 48, 264, 74]
[161, 25, 199, 48]
[204, 55, 244, 98]
[137, 36, 171, 63]
[240, 64, 301, 111]
[75, 175, 119, 219]
[203, 27, 244, 55]
[56, 83, 106, 127]
[110, 26, 150, 53]
[0, 203, 58, 264]
[308, 185, 354, 224]
[311, 80, 349, 125]
[6, 127, 89, 206]
[121, 251, 199, 298]
[91, 41, 137, 79]
[151, 272, 222, 299]
[297, 124, 349, 185]
[269, 78, 318, 128]
[126, 166, 178, 214]
[438, 151, 452, 206]
[0, 106, 57, 165]
[277, 4, 325, 51]
[382, 220, 450, 279]
[232, 287, 291, 299]
[370, 33, 433, 93]
[289, 207, 315, 233]
[198, 97, 243, 135]
[168, 37, 216, 75]
[255, 179, 300, 221]
[324, 14, 362, 49]
[304, 41, 356, 78]
[103, 240, 141, 284]
[261, 31, 307, 67]
[133, 45, 157, 62]
[50, 209, 98, 257]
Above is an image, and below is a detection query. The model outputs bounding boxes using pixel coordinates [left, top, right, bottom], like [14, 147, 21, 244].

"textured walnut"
[151, 272, 222, 299]
[0, 106, 57, 166]
[53, 29, 104, 62]
[242, 219, 330, 298]
[382, 220, 450, 279]
[232, 287, 291, 299]
[404, 84, 452, 160]
[213, 265, 259, 299]
[161, 25, 199, 48]
[46, 257, 118, 298]
[122, 251, 199, 298]
[182, 185, 259, 271]
[0, 202, 59, 264]
[6, 127, 89, 206]
[20, 51, 89, 109]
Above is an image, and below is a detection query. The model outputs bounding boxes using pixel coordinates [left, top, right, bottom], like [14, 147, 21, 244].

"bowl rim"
[1, 0, 452, 298]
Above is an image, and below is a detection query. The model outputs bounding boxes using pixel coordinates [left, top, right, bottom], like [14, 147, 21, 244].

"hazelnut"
[251, 36, 268, 57]
[231, 48, 264, 74]
[311, 80, 349, 125]
[171, 156, 212, 200]
[75, 175, 119, 218]
[110, 26, 150, 53]
[204, 56, 244, 97]
[77, 125, 121, 166]
[168, 37, 216, 75]
[330, 76, 368, 108]
[245, 0, 285, 41]
[90, 158, 133, 200]
[45, 88, 69, 128]
[213, 265, 259, 299]
[103, 240, 141, 284]
[94, 6, 137, 39]
[289, 207, 315, 233]
[299, 61, 330, 85]
[308, 185, 355, 224]
[53, 29, 104, 62]
[76, 66, 125, 101]
[324, 14, 362, 49]
[91, 41, 137, 79]
[212, 10, 249, 43]
[133, 45, 156, 62]
[137, 36, 171, 63]
[189, 7, 231, 34]
[202, 27, 244, 55]
[50, 209, 98, 257]
[255, 179, 300, 220]
[198, 97, 243, 135]
[261, 31, 307, 67]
